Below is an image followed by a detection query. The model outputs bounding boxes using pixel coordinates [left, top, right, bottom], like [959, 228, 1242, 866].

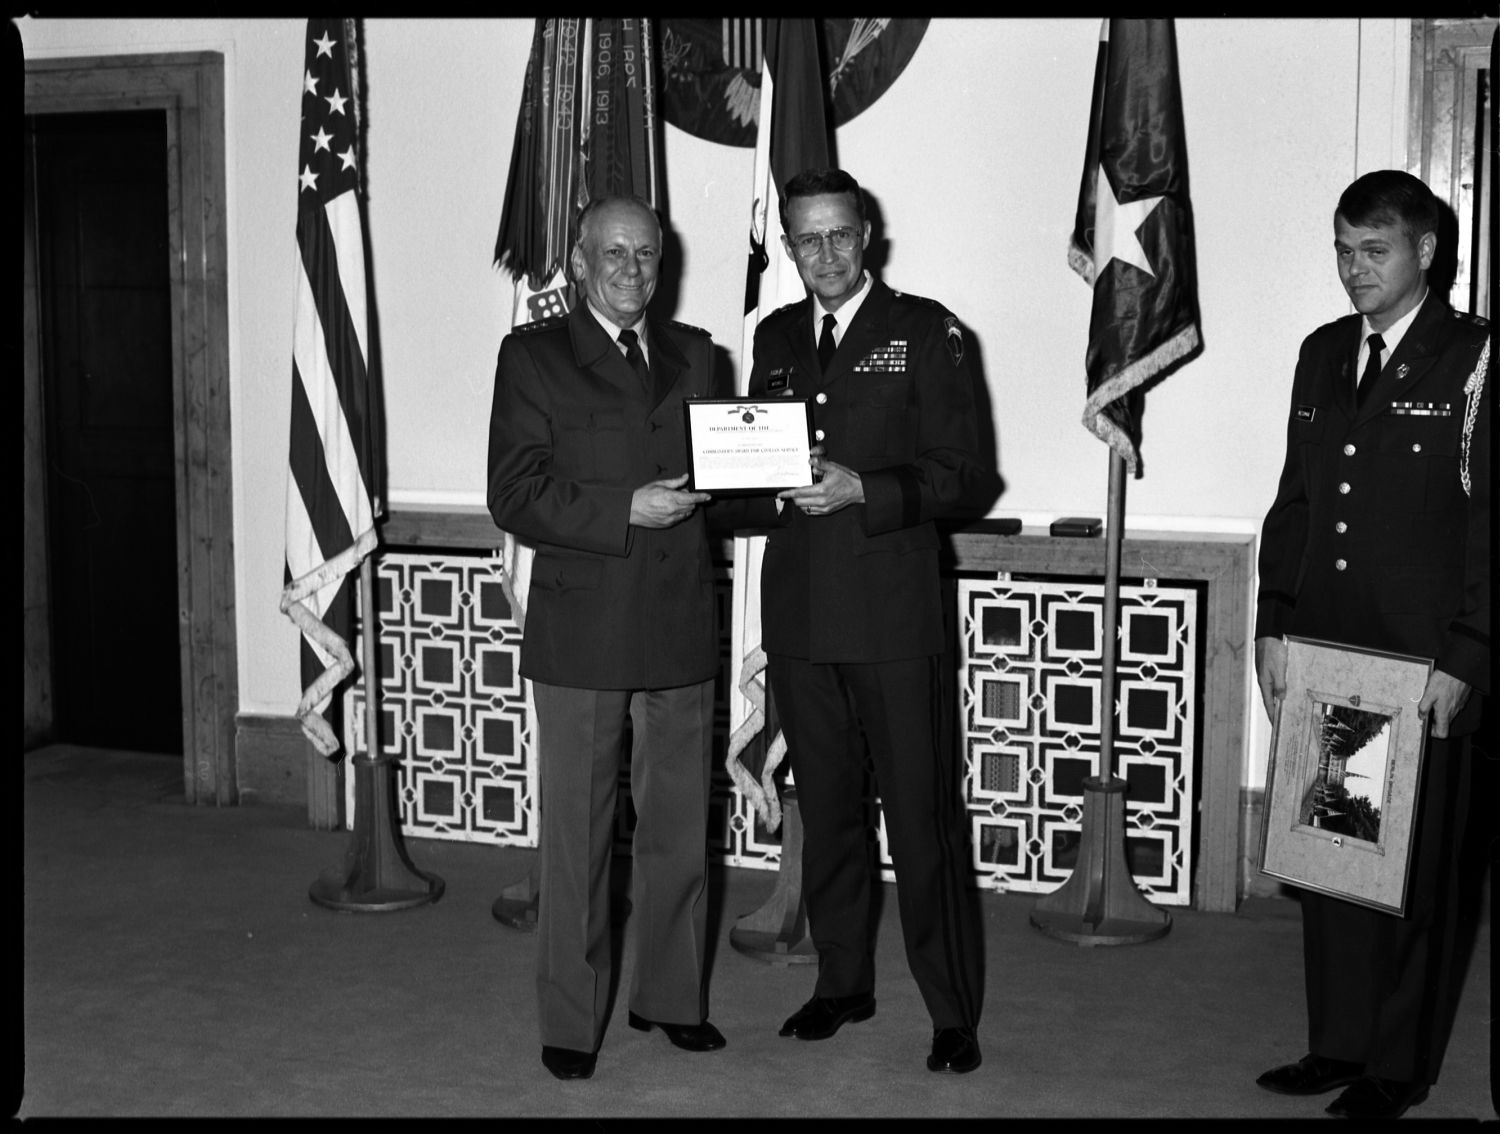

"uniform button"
[1411, 443, 1422, 453]
[816, 392, 828, 405]
[1338, 482, 1351, 494]
[1343, 443, 1356, 456]
[1335, 559, 1347, 571]
[1335, 521, 1347, 534]
[814, 429, 826, 441]
[656, 464, 668, 475]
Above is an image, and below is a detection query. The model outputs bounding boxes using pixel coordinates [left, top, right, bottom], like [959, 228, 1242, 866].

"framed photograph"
[683, 397, 814, 495]
[1259, 635, 1433, 915]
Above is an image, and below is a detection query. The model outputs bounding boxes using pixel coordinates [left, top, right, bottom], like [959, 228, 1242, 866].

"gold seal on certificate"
[683, 397, 814, 494]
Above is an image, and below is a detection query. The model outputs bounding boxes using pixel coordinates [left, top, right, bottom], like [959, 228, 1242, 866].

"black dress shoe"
[1326, 1076, 1429, 1119]
[927, 1026, 981, 1074]
[1255, 1053, 1364, 1095]
[626, 1011, 727, 1052]
[778, 993, 877, 1040]
[540, 1045, 596, 1080]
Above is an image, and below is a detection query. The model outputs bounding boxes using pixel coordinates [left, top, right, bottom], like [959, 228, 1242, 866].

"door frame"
[25, 53, 238, 804]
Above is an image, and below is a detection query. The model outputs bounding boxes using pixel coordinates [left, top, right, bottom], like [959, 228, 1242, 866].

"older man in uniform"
[724, 167, 987, 1074]
[1253, 169, 1490, 1119]
[487, 195, 726, 1081]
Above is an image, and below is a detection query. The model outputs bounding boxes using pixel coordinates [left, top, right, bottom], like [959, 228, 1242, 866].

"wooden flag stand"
[1030, 452, 1171, 946]
[310, 557, 445, 912]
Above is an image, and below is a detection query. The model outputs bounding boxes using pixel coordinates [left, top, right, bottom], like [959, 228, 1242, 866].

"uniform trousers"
[531, 678, 715, 1052]
[768, 652, 983, 1030]
[1302, 732, 1474, 1084]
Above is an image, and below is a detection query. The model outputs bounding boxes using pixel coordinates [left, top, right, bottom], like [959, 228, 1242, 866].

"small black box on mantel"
[1050, 516, 1102, 537]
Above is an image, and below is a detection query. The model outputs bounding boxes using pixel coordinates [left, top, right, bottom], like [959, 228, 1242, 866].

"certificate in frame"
[1258, 635, 1433, 916]
[683, 397, 814, 495]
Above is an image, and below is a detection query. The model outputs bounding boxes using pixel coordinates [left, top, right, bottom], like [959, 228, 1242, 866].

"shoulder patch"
[1453, 309, 1490, 328]
[665, 319, 711, 337]
[943, 315, 965, 366]
[512, 314, 567, 334]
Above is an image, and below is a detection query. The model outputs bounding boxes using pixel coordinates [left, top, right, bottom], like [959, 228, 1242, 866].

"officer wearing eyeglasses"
[729, 167, 987, 1074]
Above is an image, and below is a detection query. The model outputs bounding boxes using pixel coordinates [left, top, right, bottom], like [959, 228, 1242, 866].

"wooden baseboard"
[234, 713, 345, 829]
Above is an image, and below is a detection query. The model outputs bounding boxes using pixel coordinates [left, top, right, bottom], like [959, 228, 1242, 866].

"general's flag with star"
[1069, 18, 1201, 476]
[280, 17, 383, 759]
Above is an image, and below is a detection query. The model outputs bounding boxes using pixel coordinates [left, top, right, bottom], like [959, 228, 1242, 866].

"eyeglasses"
[788, 227, 859, 258]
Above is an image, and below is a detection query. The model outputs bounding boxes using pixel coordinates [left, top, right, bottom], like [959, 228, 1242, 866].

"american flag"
[280, 18, 382, 759]
[1069, 18, 1201, 476]
[726, 19, 832, 831]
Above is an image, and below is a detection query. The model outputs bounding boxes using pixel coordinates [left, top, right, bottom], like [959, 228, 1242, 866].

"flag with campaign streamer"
[726, 19, 832, 832]
[281, 18, 383, 759]
[1068, 18, 1201, 476]
[493, 17, 663, 627]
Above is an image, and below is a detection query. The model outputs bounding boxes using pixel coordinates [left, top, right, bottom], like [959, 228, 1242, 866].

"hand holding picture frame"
[1258, 635, 1433, 916]
[683, 397, 813, 495]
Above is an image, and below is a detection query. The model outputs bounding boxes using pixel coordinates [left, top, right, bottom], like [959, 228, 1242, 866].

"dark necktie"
[817, 313, 837, 372]
[618, 328, 650, 392]
[1356, 332, 1384, 406]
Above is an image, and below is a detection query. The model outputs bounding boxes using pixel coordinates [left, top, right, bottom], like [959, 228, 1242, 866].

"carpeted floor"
[16, 744, 1496, 1119]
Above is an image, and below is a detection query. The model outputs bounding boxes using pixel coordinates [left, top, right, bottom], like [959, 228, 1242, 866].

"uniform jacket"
[731, 280, 984, 663]
[1255, 292, 1491, 730]
[486, 304, 720, 690]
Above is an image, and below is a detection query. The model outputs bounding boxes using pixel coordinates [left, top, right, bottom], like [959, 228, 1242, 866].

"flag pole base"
[491, 868, 540, 932]
[309, 753, 444, 912]
[1029, 775, 1170, 946]
[730, 795, 817, 965]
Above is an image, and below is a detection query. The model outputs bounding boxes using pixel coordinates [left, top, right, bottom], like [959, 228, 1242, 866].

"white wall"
[19, 17, 1410, 789]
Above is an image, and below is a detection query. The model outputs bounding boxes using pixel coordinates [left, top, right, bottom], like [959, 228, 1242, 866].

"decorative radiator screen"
[346, 554, 1199, 906]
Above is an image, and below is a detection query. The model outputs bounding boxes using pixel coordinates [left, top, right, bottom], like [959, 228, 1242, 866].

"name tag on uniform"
[854, 340, 908, 372]
[767, 368, 793, 392]
[1295, 405, 1318, 422]
[1389, 401, 1452, 416]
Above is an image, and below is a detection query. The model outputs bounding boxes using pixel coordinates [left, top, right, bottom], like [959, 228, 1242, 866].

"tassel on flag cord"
[281, 17, 383, 759]
[726, 19, 833, 834]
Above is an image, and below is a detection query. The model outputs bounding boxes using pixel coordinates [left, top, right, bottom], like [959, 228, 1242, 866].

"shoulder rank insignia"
[513, 314, 566, 334]
[1454, 309, 1490, 327]
[943, 316, 965, 366]
[666, 319, 710, 337]
[893, 289, 946, 311]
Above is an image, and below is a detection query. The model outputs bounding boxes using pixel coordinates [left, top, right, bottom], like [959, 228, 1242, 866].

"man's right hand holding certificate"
[777, 446, 862, 517]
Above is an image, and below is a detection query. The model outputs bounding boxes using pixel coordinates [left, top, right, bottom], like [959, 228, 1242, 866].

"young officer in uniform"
[1253, 169, 1490, 1120]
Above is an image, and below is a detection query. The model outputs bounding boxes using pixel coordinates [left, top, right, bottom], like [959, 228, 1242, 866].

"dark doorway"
[29, 109, 184, 756]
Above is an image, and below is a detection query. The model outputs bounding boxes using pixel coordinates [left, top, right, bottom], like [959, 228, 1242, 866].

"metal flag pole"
[1029, 450, 1171, 945]
[309, 555, 445, 911]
